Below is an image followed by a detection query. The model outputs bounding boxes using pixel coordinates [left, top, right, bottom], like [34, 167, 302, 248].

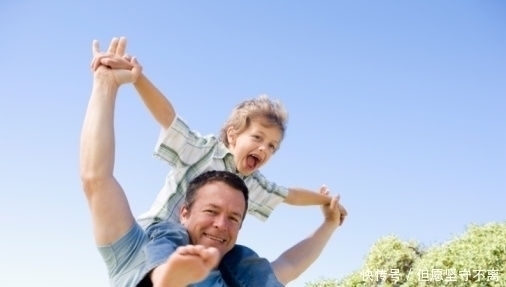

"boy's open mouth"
[246, 154, 260, 169]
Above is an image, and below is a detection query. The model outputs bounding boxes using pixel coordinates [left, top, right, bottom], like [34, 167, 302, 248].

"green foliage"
[404, 223, 506, 287]
[362, 235, 422, 285]
[305, 222, 506, 287]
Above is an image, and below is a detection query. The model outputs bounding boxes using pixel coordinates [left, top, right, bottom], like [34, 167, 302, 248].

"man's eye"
[229, 216, 240, 223]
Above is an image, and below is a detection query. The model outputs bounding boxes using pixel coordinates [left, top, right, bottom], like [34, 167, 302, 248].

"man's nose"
[213, 215, 228, 229]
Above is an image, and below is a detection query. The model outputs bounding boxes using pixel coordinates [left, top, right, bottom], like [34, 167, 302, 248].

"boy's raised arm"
[98, 52, 176, 129]
[134, 74, 176, 129]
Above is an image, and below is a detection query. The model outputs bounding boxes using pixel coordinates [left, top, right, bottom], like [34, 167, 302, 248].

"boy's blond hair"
[220, 94, 288, 148]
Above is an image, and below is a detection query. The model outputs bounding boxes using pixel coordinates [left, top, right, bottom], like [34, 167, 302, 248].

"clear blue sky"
[1, 1, 505, 286]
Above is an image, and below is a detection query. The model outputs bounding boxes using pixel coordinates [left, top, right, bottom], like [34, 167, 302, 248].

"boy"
[101, 37, 343, 229]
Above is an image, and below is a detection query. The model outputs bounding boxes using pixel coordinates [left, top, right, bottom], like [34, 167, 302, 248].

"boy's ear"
[226, 127, 237, 147]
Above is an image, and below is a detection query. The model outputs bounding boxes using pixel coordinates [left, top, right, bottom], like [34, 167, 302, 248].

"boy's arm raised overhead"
[98, 54, 176, 129]
[134, 74, 176, 129]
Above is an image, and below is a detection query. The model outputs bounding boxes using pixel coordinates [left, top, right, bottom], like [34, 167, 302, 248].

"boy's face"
[180, 181, 245, 259]
[227, 117, 282, 176]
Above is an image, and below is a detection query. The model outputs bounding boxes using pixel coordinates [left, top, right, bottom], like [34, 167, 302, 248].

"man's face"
[180, 181, 246, 259]
[227, 117, 282, 176]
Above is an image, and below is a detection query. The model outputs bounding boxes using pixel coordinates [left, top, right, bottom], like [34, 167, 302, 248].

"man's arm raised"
[79, 37, 141, 245]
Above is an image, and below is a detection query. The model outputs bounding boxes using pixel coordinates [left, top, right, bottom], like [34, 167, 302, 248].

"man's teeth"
[205, 233, 225, 243]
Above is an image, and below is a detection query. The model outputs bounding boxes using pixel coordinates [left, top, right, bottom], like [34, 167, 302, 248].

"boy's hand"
[319, 185, 330, 196]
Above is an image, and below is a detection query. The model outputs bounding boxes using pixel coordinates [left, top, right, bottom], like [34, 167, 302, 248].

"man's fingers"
[329, 196, 338, 209]
[91, 55, 107, 70]
[116, 37, 127, 56]
[339, 204, 348, 216]
[92, 40, 100, 56]
[107, 37, 119, 54]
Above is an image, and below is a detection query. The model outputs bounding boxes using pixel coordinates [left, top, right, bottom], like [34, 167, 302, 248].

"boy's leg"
[219, 245, 285, 287]
[144, 221, 219, 286]
[143, 221, 190, 268]
[150, 245, 220, 287]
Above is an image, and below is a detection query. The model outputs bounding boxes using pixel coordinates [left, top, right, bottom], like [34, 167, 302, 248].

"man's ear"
[226, 127, 237, 147]
[179, 205, 189, 224]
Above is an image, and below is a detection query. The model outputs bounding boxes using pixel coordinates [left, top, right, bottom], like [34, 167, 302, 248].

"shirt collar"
[216, 142, 248, 180]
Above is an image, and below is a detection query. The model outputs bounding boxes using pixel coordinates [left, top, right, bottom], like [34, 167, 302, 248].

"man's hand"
[90, 37, 141, 87]
[321, 195, 348, 227]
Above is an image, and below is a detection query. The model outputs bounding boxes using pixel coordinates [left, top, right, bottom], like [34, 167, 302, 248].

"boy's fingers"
[99, 57, 133, 69]
[131, 57, 142, 76]
[320, 184, 332, 196]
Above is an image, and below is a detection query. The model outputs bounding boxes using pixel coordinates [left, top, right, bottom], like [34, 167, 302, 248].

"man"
[80, 37, 347, 286]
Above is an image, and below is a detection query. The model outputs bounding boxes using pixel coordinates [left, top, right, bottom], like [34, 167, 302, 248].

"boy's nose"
[258, 143, 269, 152]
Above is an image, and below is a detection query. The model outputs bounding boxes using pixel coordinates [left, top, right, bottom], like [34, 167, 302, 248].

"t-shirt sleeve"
[153, 115, 215, 166]
[245, 171, 289, 221]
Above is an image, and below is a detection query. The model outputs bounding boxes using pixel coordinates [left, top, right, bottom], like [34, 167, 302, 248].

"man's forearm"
[271, 221, 339, 284]
[134, 73, 176, 129]
[80, 79, 119, 179]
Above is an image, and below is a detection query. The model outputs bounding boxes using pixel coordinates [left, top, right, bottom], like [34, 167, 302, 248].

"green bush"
[305, 222, 506, 287]
[404, 223, 506, 287]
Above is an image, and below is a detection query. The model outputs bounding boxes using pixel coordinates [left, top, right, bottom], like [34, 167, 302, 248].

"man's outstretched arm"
[271, 196, 347, 284]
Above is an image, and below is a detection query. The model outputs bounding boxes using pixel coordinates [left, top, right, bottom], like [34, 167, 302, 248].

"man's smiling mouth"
[204, 233, 226, 243]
